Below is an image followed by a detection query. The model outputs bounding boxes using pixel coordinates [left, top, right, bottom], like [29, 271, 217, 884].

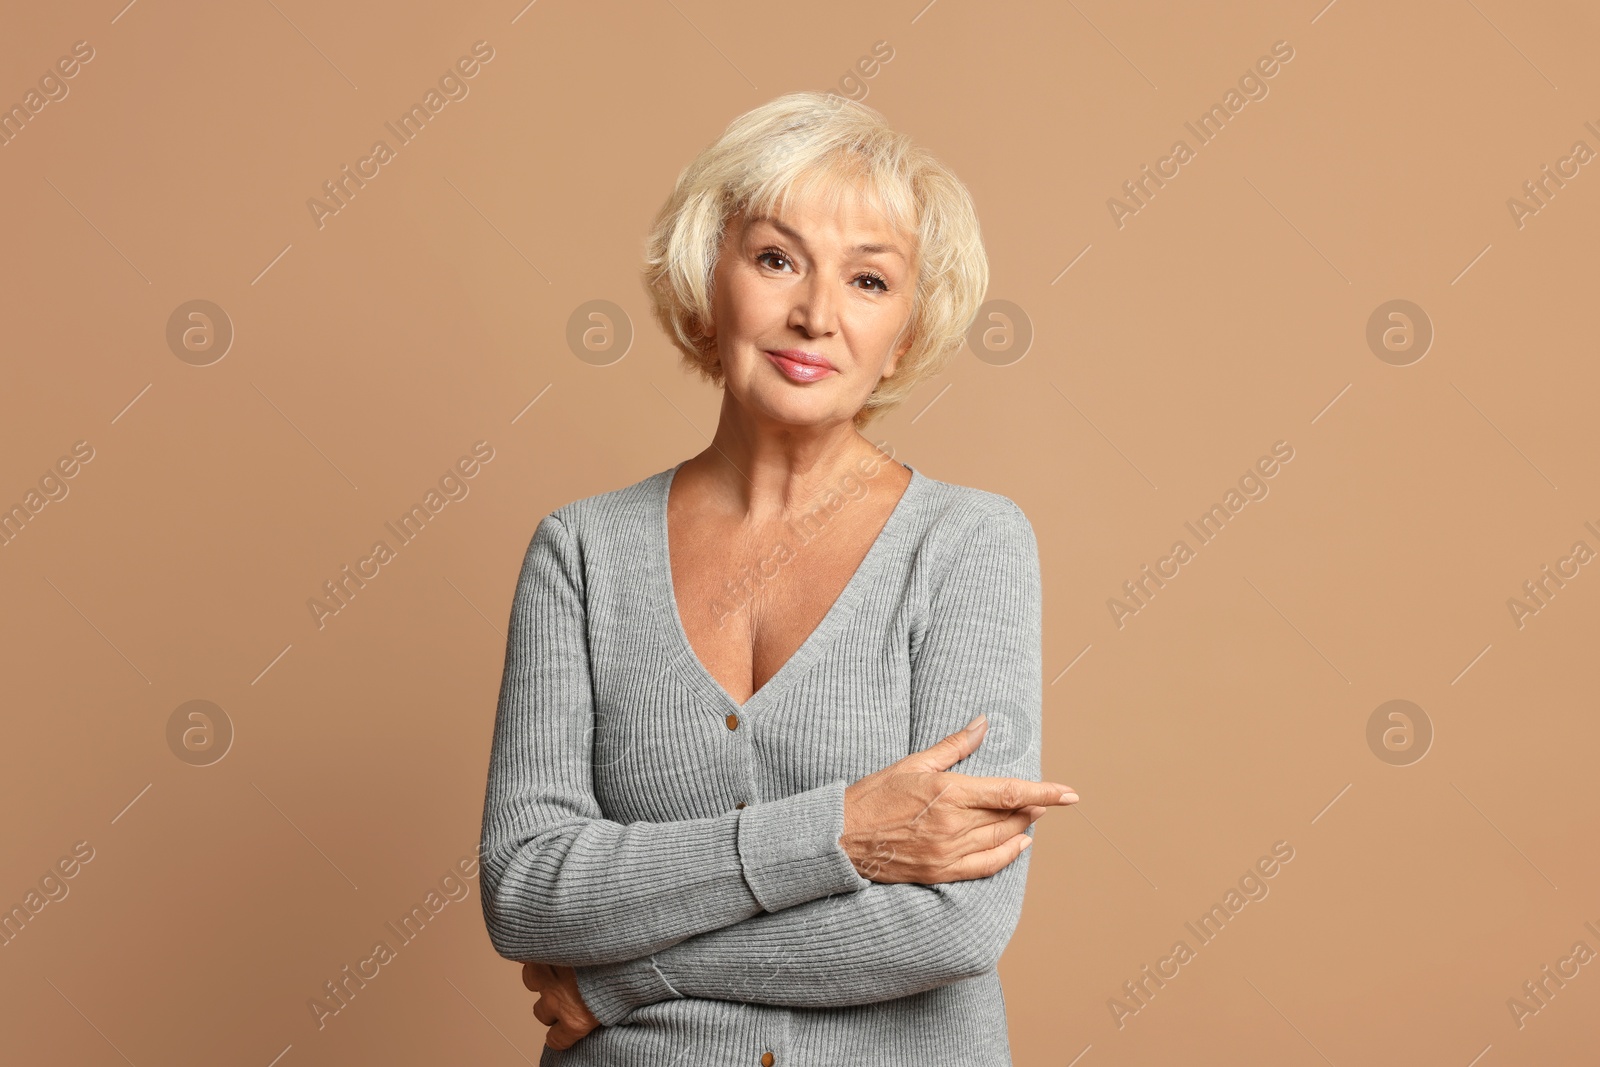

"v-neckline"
[654, 458, 924, 716]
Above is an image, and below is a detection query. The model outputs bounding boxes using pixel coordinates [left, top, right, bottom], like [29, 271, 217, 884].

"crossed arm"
[479, 500, 1043, 1027]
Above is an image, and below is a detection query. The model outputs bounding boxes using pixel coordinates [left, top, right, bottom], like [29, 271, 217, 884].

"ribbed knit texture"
[479, 459, 1043, 1066]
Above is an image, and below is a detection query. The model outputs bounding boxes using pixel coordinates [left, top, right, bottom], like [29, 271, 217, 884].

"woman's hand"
[841, 714, 1078, 884]
[522, 961, 601, 1050]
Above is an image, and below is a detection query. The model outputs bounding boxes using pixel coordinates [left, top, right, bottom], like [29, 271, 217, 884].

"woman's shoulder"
[899, 468, 1040, 608]
[907, 465, 1034, 538]
[899, 466, 1039, 586]
[541, 464, 673, 543]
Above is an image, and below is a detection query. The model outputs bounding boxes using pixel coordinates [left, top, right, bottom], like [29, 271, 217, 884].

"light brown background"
[3, 1, 1597, 1063]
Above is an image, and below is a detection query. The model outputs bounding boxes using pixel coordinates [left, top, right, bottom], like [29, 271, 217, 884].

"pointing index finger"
[954, 776, 1080, 809]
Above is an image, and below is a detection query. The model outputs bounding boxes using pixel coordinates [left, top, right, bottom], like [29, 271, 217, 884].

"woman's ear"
[882, 327, 914, 380]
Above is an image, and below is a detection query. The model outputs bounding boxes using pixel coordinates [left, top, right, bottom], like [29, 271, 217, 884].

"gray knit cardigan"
[479, 460, 1043, 1066]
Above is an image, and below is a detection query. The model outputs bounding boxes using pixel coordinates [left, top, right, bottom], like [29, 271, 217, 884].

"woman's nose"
[789, 274, 838, 336]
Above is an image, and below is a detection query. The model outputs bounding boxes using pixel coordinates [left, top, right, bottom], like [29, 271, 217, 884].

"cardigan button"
[760, 1054, 775, 1066]
[725, 713, 739, 730]
[735, 802, 746, 809]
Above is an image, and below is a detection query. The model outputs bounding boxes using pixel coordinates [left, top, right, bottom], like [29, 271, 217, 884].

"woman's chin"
[747, 391, 856, 429]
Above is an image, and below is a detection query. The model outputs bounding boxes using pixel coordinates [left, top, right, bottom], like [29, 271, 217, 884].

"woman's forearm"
[573, 832, 1032, 1021]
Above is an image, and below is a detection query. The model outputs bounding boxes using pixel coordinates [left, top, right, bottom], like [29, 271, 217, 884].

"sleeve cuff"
[736, 778, 871, 913]
[573, 955, 680, 1027]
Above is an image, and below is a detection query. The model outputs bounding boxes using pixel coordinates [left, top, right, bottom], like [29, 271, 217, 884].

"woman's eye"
[757, 251, 886, 292]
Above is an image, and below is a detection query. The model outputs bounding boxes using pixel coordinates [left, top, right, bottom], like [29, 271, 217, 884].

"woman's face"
[705, 179, 917, 430]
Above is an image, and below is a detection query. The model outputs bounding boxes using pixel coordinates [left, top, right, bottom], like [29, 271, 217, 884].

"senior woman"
[478, 90, 1078, 1066]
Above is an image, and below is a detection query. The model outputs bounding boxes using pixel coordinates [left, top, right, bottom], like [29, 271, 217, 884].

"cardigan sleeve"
[571, 499, 1045, 1024]
[478, 513, 870, 966]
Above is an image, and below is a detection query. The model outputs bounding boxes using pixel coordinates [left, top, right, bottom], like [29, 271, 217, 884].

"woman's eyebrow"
[752, 216, 908, 260]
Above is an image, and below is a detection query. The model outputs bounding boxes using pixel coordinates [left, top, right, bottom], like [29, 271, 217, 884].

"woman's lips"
[763, 350, 837, 382]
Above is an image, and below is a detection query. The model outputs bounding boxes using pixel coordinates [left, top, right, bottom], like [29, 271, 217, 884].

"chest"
[667, 513, 882, 706]
[584, 540, 917, 821]
[576, 468, 928, 823]
[586, 576, 915, 822]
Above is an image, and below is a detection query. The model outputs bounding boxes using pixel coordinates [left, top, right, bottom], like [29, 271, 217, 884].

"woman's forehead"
[740, 181, 913, 248]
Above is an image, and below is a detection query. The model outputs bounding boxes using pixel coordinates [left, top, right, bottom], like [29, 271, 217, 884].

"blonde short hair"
[641, 90, 989, 428]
